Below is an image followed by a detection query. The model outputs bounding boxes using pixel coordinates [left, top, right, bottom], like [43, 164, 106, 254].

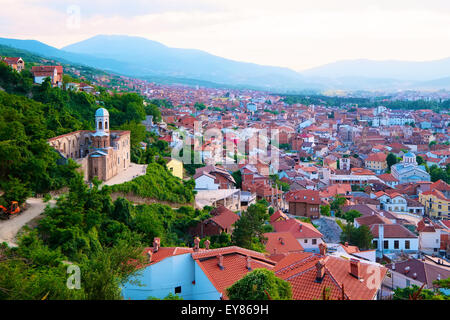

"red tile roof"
[192, 246, 276, 299]
[285, 190, 321, 204]
[275, 253, 387, 300]
[366, 152, 387, 162]
[272, 218, 323, 239]
[209, 207, 240, 230]
[263, 232, 304, 255]
[370, 224, 418, 239]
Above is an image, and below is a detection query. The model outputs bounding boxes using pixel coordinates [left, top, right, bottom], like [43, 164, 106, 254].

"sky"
[1, 0, 450, 71]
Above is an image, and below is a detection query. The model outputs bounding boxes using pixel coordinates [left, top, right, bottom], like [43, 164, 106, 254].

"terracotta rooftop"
[263, 232, 304, 256]
[275, 253, 387, 300]
[370, 224, 418, 239]
[192, 246, 276, 299]
[272, 218, 323, 239]
[285, 190, 321, 204]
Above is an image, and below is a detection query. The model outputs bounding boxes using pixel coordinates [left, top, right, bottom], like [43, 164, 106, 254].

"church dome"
[95, 108, 109, 117]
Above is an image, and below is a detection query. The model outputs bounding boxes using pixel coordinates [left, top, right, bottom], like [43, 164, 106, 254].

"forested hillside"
[0, 55, 202, 300]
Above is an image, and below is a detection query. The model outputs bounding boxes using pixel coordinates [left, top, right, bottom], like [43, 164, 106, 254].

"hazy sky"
[2, 0, 450, 71]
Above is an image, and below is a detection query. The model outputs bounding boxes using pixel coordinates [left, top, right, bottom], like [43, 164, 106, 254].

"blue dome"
[95, 108, 109, 117]
[404, 152, 415, 157]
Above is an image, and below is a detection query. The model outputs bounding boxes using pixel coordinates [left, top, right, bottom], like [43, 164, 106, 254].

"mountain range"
[1, 35, 450, 92]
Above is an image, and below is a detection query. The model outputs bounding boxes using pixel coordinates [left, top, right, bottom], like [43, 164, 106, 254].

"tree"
[320, 205, 331, 217]
[231, 170, 242, 189]
[386, 153, 398, 170]
[80, 241, 145, 300]
[416, 155, 425, 166]
[343, 209, 362, 223]
[145, 103, 161, 123]
[330, 195, 346, 217]
[393, 284, 448, 300]
[340, 224, 373, 250]
[231, 202, 269, 252]
[226, 269, 292, 300]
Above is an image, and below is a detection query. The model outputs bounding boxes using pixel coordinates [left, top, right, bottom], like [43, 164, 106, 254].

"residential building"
[365, 152, 387, 174]
[165, 157, 183, 179]
[419, 189, 450, 219]
[121, 242, 276, 300]
[370, 224, 419, 258]
[384, 258, 450, 292]
[3, 56, 25, 72]
[31, 65, 63, 87]
[271, 218, 324, 252]
[274, 251, 387, 300]
[285, 190, 321, 218]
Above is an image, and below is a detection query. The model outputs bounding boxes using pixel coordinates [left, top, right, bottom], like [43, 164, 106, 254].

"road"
[313, 216, 344, 243]
[0, 198, 55, 247]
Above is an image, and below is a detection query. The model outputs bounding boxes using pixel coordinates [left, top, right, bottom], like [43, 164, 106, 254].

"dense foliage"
[226, 269, 292, 300]
[282, 94, 450, 113]
[0, 171, 209, 300]
[340, 224, 374, 250]
[231, 201, 270, 252]
[110, 163, 195, 204]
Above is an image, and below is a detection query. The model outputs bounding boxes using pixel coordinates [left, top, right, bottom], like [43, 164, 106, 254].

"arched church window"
[105, 121, 108, 130]
[99, 121, 103, 130]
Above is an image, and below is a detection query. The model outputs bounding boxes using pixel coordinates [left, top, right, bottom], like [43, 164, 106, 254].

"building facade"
[48, 108, 131, 182]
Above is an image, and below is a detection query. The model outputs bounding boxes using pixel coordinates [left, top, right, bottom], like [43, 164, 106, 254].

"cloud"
[1, 0, 450, 70]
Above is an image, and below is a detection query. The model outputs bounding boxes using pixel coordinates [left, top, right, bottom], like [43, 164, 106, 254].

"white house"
[194, 173, 219, 190]
[376, 192, 408, 213]
[271, 218, 324, 253]
[370, 224, 419, 258]
[417, 218, 443, 255]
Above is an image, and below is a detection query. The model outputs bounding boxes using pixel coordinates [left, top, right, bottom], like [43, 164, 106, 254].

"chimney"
[279, 237, 284, 245]
[193, 237, 200, 252]
[378, 224, 384, 251]
[319, 242, 327, 256]
[412, 273, 417, 279]
[204, 239, 210, 250]
[404, 266, 410, 274]
[392, 263, 396, 270]
[246, 256, 252, 271]
[299, 224, 303, 232]
[315, 259, 326, 282]
[147, 250, 153, 263]
[218, 254, 224, 270]
[153, 237, 160, 253]
[273, 248, 277, 255]
[349, 259, 361, 279]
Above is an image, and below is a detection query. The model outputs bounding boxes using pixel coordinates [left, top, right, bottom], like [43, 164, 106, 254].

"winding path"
[0, 198, 55, 247]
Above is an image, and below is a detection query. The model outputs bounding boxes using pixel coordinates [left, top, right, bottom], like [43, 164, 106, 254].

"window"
[312, 239, 317, 245]
[105, 121, 108, 130]
[384, 240, 389, 249]
[98, 121, 102, 129]
[405, 240, 410, 250]
[373, 240, 378, 248]
[304, 239, 308, 243]
[394, 240, 399, 249]
[175, 286, 181, 294]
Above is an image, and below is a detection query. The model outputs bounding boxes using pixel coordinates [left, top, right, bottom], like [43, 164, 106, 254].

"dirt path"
[0, 198, 55, 247]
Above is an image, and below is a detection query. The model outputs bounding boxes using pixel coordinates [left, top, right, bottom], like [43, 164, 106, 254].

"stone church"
[48, 108, 131, 181]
